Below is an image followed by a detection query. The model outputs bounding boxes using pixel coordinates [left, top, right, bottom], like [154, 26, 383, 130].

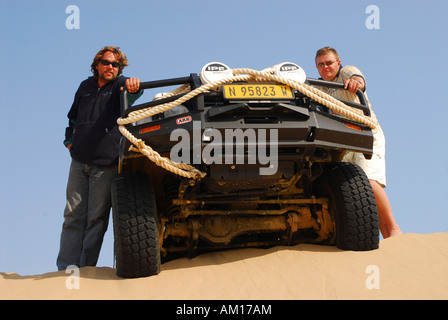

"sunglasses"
[99, 59, 120, 68]
[317, 60, 337, 68]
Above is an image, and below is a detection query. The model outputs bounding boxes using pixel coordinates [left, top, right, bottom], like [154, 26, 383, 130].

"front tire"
[314, 162, 379, 251]
[112, 172, 161, 278]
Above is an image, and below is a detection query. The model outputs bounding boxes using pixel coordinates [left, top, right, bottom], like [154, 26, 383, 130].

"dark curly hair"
[90, 46, 129, 79]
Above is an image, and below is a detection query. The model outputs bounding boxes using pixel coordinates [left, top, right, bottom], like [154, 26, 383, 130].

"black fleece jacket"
[64, 75, 142, 165]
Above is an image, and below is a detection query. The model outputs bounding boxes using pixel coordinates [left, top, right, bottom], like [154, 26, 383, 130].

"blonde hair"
[315, 46, 340, 63]
[91, 46, 129, 79]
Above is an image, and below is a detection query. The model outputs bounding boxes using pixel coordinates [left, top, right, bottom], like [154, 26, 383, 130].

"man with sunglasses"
[57, 46, 143, 270]
[314, 46, 402, 239]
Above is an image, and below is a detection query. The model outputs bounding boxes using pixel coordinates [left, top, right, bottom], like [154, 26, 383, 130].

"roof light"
[199, 62, 233, 85]
[275, 62, 306, 83]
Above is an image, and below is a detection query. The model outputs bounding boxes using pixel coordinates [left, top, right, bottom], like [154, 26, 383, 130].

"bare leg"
[370, 180, 403, 238]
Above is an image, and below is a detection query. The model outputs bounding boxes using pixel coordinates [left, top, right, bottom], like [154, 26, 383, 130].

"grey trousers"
[56, 159, 117, 271]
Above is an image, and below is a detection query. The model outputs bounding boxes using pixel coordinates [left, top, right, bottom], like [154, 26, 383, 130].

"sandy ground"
[1, 232, 447, 300]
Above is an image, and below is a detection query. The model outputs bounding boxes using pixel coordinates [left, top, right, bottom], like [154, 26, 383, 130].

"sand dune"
[1, 233, 447, 300]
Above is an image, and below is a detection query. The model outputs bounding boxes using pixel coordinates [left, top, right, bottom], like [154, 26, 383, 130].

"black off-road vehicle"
[112, 63, 379, 278]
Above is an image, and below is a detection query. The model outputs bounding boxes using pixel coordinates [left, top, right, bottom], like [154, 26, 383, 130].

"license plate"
[222, 84, 294, 100]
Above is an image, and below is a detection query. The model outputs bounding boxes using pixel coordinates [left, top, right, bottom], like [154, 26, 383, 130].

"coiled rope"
[117, 66, 378, 180]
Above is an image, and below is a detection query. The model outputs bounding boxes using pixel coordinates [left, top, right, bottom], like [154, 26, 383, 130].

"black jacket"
[64, 75, 142, 165]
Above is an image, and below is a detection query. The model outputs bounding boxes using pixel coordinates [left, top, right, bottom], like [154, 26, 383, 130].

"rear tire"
[314, 162, 379, 251]
[112, 172, 161, 278]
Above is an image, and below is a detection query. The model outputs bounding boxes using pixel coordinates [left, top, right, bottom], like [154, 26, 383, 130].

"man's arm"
[123, 77, 141, 93]
[64, 119, 76, 149]
[64, 85, 82, 150]
[344, 75, 365, 94]
[340, 66, 366, 94]
[121, 77, 143, 106]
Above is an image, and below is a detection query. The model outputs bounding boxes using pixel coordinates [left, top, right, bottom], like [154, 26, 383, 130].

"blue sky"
[0, 0, 447, 275]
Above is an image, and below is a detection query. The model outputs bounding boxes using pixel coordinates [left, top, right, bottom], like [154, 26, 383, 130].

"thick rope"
[232, 68, 378, 129]
[117, 66, 378, 180]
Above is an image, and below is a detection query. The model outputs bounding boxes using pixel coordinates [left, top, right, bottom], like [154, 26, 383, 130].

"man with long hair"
[57, 46, 142, 270]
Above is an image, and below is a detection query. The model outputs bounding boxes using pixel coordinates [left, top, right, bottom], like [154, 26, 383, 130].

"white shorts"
[342, 126, 387, 187]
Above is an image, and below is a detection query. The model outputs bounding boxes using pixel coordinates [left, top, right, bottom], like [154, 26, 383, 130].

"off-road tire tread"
[112, 172, 161, 278]
[318, 162, 379, 251]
